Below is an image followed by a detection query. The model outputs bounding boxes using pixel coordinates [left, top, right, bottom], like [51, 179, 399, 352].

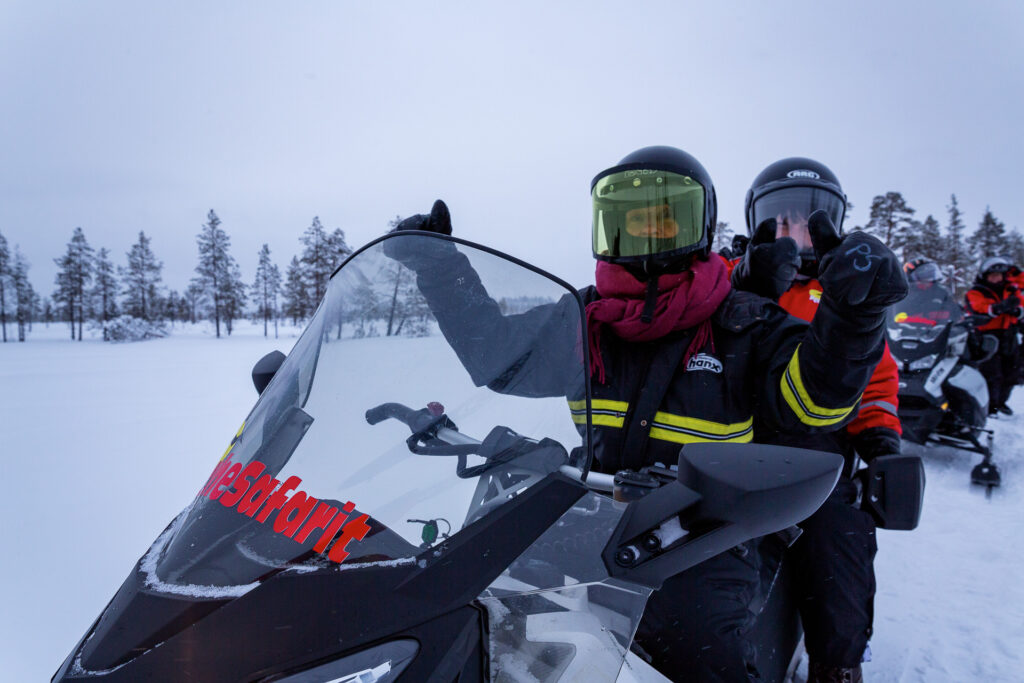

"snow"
[2, 320, 1023, 681]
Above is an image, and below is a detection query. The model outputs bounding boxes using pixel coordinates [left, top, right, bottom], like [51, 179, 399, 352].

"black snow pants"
[634, 540, 763, 682]
[790, 483, 878, 668]
[980, 330, 1019, 410]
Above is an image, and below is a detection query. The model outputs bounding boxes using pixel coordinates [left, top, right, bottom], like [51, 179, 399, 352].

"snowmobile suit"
[966, 280, 1021, 411]
[399, 242, 885, 682]
[771, 278, 900, 669]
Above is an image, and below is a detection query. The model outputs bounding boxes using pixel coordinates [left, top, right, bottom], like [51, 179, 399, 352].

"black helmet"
[904, 258, 942, 283]
[591, 145, 717, 271]
[979, 255, 1014, 280]
[745, 157, 847, 275]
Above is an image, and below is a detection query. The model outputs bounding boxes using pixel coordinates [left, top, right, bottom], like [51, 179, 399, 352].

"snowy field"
[1, 321, 1023, 682]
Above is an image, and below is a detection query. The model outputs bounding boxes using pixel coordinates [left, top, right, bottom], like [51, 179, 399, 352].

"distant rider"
[965, 256, 1022, 415]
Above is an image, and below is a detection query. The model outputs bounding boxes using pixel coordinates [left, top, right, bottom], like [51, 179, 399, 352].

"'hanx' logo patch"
[686, 353, 723, 373]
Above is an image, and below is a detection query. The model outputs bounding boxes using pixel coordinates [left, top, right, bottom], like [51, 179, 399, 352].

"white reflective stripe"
[859, 400, 898, 416]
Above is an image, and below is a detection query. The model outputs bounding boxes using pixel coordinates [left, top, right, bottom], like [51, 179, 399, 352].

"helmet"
[591, 145, 717, 271]
[744, 157, 847, 276]
[979, 255, 1014, 280]
[731, 233, 750, 258]
[904, 258, 942, 283]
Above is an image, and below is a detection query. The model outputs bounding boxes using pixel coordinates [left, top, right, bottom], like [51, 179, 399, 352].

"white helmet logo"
[787, 169, 820, 179]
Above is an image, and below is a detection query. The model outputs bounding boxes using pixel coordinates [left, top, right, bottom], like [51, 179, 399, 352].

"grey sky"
[2, 1, 1022, 294]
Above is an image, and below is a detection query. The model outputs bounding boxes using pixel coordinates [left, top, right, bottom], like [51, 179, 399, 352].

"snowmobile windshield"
[886, 282, 962, 343]
[592, 169, 705, 261]
[750, 187, 845, 247]
[151, 234, 591, 593]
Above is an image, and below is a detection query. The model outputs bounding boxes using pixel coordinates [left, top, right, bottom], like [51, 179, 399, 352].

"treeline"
[0, 210, 352, 342]
[850, 192, 1015, 299]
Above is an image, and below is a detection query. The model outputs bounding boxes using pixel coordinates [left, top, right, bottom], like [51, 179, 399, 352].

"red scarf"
[585, 256, 731, 383]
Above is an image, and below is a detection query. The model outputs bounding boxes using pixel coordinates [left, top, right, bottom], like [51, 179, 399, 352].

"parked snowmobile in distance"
[56, 233, 859, 683]
[886, 281, 1001, 492]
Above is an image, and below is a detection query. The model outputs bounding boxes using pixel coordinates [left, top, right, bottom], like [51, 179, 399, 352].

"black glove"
[991, 295, 1021, 316]
[383, 199, 455, 270]
[730, 218, 801, 300]
[850, 426, 901, 463]
[810, 210, 908, 316]
[392, 199, 452, 235]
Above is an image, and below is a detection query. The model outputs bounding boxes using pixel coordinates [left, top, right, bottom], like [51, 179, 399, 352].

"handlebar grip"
[365, 402, 416, 426]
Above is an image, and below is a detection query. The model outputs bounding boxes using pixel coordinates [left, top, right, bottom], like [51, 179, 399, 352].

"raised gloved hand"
[730, 218, 801, 300]
[382, 199, 454, 270]
[991, 295, 1021, 316]
[810, 210, 908, 317]
[392, 199, 452, 235]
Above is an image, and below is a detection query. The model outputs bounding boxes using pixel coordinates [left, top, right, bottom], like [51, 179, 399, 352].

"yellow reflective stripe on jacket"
[780, 345, 860, 427]
[567, 399, 629, 427]
[649, 414, 754, 444]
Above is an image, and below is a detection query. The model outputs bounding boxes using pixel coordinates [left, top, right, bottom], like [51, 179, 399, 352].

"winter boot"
[808, 661, 863, 683]
[997, 404, 1014, 416]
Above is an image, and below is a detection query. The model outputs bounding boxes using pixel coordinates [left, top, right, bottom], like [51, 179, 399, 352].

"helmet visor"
[592, 170, 705, 260]
[751, 187, 845, 248]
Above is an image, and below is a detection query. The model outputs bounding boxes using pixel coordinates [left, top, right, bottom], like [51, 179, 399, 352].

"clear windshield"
[886, 281, 962, 343]
[152, 235, 590, 592]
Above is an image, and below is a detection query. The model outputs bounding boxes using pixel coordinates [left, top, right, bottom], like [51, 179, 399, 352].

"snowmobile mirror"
[252, 350, 286, 395]
[857, 453, 925, 530]
[602, 443, 842, 588]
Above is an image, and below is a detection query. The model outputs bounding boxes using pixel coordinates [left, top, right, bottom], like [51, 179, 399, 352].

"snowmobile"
[54, 232, 914, 682]
[886, 281, 1001, 492]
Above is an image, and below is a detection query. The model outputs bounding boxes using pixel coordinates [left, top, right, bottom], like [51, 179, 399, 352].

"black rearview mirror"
[252, 350, 286, 395]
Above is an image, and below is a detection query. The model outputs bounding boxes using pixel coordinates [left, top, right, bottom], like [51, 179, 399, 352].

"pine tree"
[0, 229, 10, 342]
[194, 209, 238, 338]
[53, 227, 94, 341]
[220, 260, 247, 335]
[184, 282, 203, 324]
[42, 297, 53, 326]
[251, 244, 282, 338]
[904, 215, 944, 262]
[861, 192, 916, 255]
[120, 232, 163, 321]
[11, 247, 33, 342]
[282, 256, 307, 325]
[91, 247, 119, 324]
[299, 217, 352, 308]
[943, 194, 972, 297]
[712, 221, 733, 254]
[971, 207, 1006, 261]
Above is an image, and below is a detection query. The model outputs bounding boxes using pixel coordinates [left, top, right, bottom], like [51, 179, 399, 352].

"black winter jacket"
[408, 242, 882, 475]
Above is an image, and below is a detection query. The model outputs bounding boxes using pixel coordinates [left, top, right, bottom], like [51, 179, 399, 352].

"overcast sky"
[2, 1, 1022, 294]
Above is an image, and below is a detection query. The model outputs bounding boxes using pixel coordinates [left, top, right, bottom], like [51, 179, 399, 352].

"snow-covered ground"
[1, 320, 1022, 682]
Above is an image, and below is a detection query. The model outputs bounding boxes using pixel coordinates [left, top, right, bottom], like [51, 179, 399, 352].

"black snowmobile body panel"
[54, 475, 585, 682]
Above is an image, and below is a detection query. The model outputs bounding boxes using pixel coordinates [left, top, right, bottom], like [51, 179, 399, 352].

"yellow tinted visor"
[592, 170, 705, 260]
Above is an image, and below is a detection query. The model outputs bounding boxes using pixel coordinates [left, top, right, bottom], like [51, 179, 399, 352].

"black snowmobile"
[886, 281, 1001, 492]
[54, 233, 914, 683]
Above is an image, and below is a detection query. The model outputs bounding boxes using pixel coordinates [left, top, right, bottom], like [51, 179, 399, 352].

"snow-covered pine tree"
[1004, 231, 1024, 272]
[53, 227, 94, 341]
[42, 297, 53, 326]
[194, 209, 239, 338]
[943, 195, 972, 297]
[282, 255, 308, 325]
[971, 207, 1006, 262]
[121, 232, 163, 321]
[712, 221, 733, 254]
[904, 215, 944, 263]
[220, 260, 246, 336]
[0, 229, 9, 342]
[184, 282, 203, 324]
[12, 248, 34, 342]
[251, 244, 282, 338]
[299, 218, 352, 310]
[91, 247, 119, 324]
[861, 192, 916, 256]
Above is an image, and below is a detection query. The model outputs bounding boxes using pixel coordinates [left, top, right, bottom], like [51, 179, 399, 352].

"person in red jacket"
[965, 256, 1022, 415]
[732, 157, 905, 683]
